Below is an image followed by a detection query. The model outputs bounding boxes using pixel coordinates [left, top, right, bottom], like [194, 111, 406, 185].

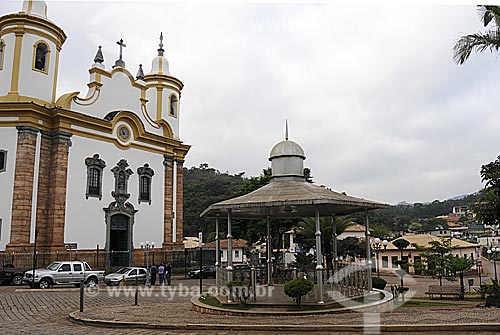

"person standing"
[150, 263, 158, 286]
[158, 263, 165, 286]
[166, 263, 172, 286]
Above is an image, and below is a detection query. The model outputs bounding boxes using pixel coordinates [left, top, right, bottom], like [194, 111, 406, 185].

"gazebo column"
[215, 215, 221, 290]
[315, 207, 324, 304]
[227, 209, 233, 285]
[365, 209, 373, 291]
[332, 213, 338, 273]
[266, 215, 272, 286]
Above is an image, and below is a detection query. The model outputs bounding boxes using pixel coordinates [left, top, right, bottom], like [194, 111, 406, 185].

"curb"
[68, 312, 500, 332]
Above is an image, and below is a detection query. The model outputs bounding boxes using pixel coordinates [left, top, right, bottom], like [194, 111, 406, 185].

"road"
[0, 277, 498, 335]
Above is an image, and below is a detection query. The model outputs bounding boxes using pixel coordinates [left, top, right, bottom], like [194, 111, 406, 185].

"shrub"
[372, 277, 387, 290]
[284, 278, 314, 306]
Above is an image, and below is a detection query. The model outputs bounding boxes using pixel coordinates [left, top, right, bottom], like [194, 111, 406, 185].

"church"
[0, 1, 189, 267]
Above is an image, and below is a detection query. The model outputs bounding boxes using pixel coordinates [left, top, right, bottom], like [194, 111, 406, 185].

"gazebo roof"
[200, 178, 389, 219]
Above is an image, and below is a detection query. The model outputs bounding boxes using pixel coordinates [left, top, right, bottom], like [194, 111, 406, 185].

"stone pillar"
[6, 126, 39, 252]
[46, 132, 72, 251]
[35, 131, 52, 249]
[35, 131, 72, 251]
[162, 155, 174, 249]
[174, 159, 184, 248]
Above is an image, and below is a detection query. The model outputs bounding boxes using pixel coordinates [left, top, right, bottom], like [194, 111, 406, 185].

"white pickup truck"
[23, 261, 104, 289]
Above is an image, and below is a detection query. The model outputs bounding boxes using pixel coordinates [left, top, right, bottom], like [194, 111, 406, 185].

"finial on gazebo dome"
[94, 46, 104, 64]
[285, 119, 289, 141]
[158, 32, 164, 57]
[136, 64, 145, 80]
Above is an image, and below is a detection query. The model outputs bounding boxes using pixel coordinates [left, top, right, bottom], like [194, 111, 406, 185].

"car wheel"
[39, 278, 51, 289]
[12, 275, 23, 286]
[86, 277, 98, 288]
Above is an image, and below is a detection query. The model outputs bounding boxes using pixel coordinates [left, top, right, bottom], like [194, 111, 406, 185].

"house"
[205, 239, 248, 264]
[374, 234, 479, 275]
[337, 223, 367, 240]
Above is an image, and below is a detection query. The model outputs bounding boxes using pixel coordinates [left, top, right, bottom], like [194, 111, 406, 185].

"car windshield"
[47, 262, 61, 271]
[115, 267, 131, 274]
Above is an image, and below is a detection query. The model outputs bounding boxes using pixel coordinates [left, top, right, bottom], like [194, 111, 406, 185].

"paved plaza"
[1, 275, 500, 334]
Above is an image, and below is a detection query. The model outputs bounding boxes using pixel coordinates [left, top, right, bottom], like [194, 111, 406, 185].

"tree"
[476, 155, 500, 226]
[453, 6, 500, 65]
[445, 255, 475, 299]
[415, 239, 452, 286]
[295, 216, 356, 275]
[284, 278, 314, 306]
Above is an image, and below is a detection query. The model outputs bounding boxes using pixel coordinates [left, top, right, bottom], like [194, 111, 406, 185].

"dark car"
[187, 266, 216, 279]
[0, 260, 30, 286]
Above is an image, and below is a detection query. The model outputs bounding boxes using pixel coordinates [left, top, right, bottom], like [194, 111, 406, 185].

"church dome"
[149, 56, 170, 75]
[22, 1, 48, 19]
[148, 33, 170, 76]
[269, 140, 305, 160]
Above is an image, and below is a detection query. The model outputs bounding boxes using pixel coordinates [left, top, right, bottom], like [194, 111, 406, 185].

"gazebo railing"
[217, 262, 369, 303]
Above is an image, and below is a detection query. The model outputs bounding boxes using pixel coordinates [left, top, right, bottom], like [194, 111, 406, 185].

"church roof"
[200, 179, 388, 219]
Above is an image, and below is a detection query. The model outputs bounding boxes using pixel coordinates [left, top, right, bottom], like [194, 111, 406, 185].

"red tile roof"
[204, 239, 248, 249]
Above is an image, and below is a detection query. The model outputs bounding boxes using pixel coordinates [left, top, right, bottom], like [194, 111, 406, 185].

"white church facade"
[0, 1, 189, 267]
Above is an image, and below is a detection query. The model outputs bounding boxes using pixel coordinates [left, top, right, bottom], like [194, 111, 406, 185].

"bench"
[425, 285, 461, 299]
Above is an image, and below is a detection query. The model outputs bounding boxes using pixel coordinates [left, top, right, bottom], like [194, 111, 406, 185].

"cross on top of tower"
[113, 38, 126, 68]
[158, 32, 165, 57]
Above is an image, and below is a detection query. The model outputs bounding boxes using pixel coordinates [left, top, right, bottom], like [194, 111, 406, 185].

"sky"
[2, 0, 499, 205]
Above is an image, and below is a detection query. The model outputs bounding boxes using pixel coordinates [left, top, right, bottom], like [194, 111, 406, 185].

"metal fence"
[0, 248, 216, 273]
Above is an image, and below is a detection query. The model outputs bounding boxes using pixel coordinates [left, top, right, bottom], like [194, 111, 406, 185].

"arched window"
[85, 154, 106, 200]
[140, 176, 151, 202]
[169, 95, 178, 116]
[0, 149, 6, 172]
[137, 163, 154, 204]
[0, 40, 4, 70]
[88, 168, 101, 196]
[33, 42, 49, 72]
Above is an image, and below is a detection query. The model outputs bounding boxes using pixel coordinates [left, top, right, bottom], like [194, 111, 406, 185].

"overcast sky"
[3, 1, 499, 205]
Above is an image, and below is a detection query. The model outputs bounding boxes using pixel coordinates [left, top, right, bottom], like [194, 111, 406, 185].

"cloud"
[9, 2, 498, 204]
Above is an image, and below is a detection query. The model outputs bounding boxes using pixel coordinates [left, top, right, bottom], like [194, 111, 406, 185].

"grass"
[399, 299, 470, 308]
[199, 294, 253, 310]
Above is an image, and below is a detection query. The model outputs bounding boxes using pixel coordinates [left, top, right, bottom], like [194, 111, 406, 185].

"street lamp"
[140, 241, 154, 286]
[372, 238, 388, 278]
[487, 246, 500, 283]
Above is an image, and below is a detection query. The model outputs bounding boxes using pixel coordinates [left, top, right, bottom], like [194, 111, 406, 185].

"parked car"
[23, 261, 104, 289]
[187, 266, 216, 279]
[0, 260, 30, 286]
[104, 267, 147, 286]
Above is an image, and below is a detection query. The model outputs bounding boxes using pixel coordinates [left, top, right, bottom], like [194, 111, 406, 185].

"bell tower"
[0, 0, 66, 105]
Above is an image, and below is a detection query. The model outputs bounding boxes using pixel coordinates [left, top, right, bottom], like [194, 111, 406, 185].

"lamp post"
[487, 246, 500, 283]
[372, 238, 388, 278]
[140, 241, 154, 286]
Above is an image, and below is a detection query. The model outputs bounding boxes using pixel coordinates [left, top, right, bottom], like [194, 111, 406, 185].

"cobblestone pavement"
[1, 276, 500, 335]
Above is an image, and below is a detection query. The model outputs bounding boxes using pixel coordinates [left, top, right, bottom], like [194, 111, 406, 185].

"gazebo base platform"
[191, 286, 392, 316]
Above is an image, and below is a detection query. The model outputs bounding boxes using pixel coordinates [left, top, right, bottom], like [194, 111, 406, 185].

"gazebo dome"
[269, 140, 305, 160]
[269, 139, 306, 178]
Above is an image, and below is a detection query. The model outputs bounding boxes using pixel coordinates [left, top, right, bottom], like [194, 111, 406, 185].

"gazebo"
[201, 135, 388, 304]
